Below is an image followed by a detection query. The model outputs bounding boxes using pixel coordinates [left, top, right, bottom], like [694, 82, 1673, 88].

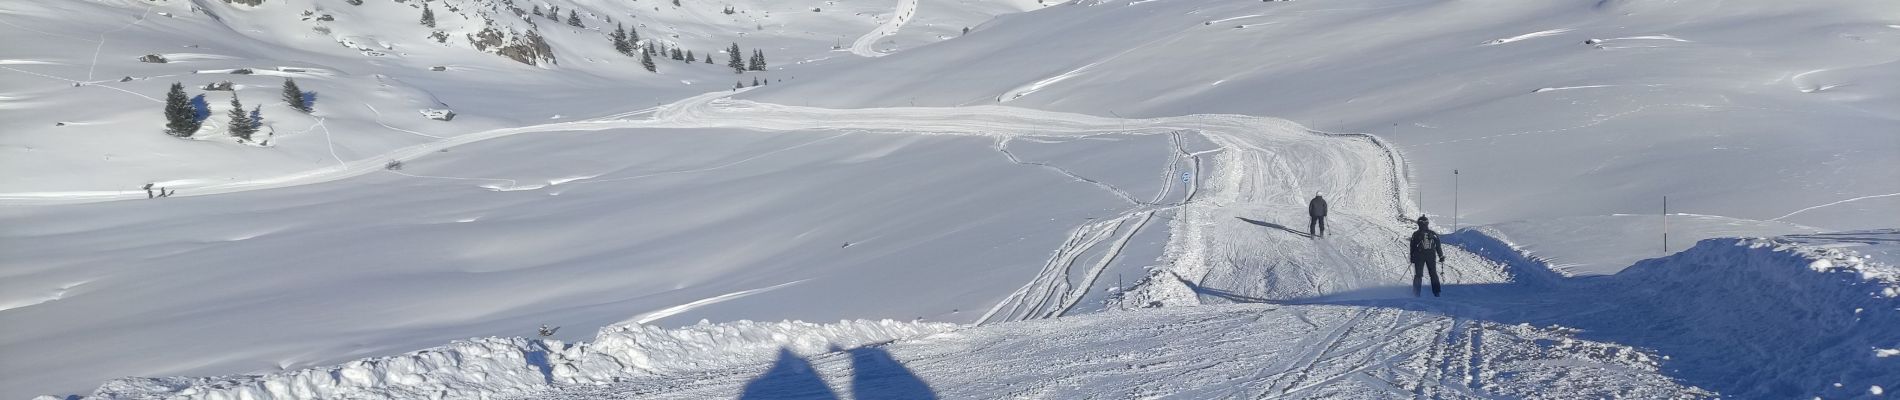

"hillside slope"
[748, 0, 1900, 231]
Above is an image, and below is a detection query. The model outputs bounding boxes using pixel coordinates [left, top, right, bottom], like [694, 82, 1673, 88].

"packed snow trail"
[81, 231, 1900, 399]
[0, 86, 1494, 306]
[849, 0, 919, 57]
[531, 304, 1704, 399]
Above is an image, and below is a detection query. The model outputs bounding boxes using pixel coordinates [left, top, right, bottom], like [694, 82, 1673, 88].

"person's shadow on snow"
[739, 347, 936, 400]
[847, 347, 936, 399]
[740, 349, 838, 399]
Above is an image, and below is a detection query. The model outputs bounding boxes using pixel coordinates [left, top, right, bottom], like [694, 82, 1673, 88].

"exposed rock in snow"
[420, 108, 455, 121]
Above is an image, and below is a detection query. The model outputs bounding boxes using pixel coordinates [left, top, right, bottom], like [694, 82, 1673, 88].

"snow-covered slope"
[0, 0, 1035, 197]
[4, 0, 1897, 398]
[89, 319, 957, 400]
[58, 228, 1900, 399]
[748, 0, 1900, 231]
[91, 304, 1712, 400]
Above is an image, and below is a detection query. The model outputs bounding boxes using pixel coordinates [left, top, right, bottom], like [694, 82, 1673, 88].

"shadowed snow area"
[2, 0, 1897, 398]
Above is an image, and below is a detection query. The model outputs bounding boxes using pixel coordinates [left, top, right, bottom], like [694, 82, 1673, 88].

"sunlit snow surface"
[2, 0, 1896, 398]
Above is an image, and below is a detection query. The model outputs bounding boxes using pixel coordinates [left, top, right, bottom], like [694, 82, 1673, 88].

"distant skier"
[1409, 216, 1446, 297]
[1308, 193, 1327, 238]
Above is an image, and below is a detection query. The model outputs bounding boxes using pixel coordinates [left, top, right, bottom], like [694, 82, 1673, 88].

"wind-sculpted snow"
[87, 319, 957, 400]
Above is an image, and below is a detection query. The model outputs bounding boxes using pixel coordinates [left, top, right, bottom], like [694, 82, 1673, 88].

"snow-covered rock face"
[89, 319, 956, 400]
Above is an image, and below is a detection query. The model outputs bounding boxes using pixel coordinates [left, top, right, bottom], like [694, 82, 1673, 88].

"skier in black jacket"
[1308, 193, 1327, 238]
[1408, 215, 1445, 297]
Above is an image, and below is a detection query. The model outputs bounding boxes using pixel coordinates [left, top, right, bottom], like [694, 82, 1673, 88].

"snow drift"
[1606, 236, 1899, 398]
[1441, 229, 1899, 398]
[86, 319, 956, 400]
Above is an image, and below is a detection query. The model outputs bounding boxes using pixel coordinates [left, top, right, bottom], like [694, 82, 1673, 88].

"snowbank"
[1599, 236, 1898, 397]
[86, 319, 958, 400]
[1446, 227, 1898, 397]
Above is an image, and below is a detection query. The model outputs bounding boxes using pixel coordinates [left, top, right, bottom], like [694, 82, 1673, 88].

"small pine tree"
[420, 4, 435, 28]
[704, 53, 713, 64]
[282, 78, 309, 113]
[531, 5, 542, 16]
[646, 42, 657, 56]
[670, 47, 683, 60]
[751, 77, 759, 87]
[163, 82, 198, 137]
[567, 11, 583, 27]
[227, 95, 257, 140]
[684, 50, 694, 62]
[727, 43, 743, 73]
[546, 6, 560, 21]
[735, 81, 743, 90]
[640, 49, 657, 72]
[611, 24, 632, 55]
[746, 49, 760, 71]
[629, 27, 640, 46]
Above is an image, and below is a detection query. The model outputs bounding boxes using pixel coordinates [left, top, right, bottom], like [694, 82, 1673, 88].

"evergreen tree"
[420, 4, 435, 27]
[567, 10, 583, 27]
[746, 49, 760, 71]
[735, 81, 743, 90]
[227, 95, 257, 140]
[640, 49, 657, 72]
[282, 78, 309, 113]
[629, 26, 640, 46]
[611, 23, 632, 55]
[670, 47, 683, 60]
[546, 6, 560, 21]
[532, 5, 542, 16]
[163, 82, 198, 137]
[646, 42, 657, 56]
[751, 77, 759, 87]
[727, 43, 743, 73]
[684, 50, 694, 62]
[704, 53, 713, 64]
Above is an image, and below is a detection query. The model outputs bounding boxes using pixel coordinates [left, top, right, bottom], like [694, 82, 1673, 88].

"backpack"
[1414, 231, 1438, 253]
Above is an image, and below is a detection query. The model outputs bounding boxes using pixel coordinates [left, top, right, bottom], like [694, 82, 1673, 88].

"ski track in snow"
[1482, 28, 1573, 45]
[365, 104, 445, 139]
[541, 304, 1705, 400]
[849, 0, 920, 57]
[624, 280, 809, 325]
[87, 4, 157, 82]
[1771, 192, 1900, 221]
[45, 86, 1854, 400]
[0, 84, 1418, 321]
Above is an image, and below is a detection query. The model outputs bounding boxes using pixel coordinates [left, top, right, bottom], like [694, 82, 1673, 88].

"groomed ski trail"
[0, 87, 1497, 312]
[533, 304, 1706, 399]
[849, 0, 920, 57]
